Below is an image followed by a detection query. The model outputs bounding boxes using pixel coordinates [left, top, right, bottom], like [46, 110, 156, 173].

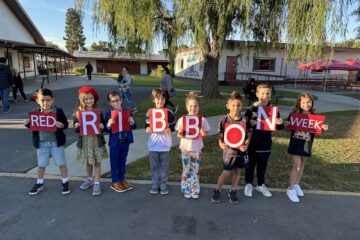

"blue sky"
[19, 0, 359, 53]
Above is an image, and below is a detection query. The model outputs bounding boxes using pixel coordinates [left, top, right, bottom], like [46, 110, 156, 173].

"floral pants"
[181, 150, 201, 195]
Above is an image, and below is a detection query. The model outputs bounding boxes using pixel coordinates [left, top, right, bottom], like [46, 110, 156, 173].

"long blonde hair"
[292, 92, 316, 113]
[74, 92, 98, 117]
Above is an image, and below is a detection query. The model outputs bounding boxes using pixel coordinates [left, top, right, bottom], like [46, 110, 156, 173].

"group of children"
[24, 84, 328, 203]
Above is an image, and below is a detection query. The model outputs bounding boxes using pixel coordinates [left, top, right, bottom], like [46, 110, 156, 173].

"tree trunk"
[201, 54, 221, 98]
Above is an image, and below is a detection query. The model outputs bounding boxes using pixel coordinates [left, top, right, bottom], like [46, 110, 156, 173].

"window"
[23, 56, 31, 68]
[253, 58, 276, 71]
[311, 69, 330, 74]
[199, 62, 204, 71]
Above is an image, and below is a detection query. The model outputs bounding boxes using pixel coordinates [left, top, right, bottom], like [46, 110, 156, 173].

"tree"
[46, 41, 60, 49]
[75, 0, 349, 98]
[90, 41, 112, 51]
[63, 8, 86, 54]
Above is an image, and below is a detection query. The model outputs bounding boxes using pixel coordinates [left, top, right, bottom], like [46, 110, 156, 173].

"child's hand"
[100, 123, 104, 130]
[219, 141, 227, 150]
[145, 127, 152, 134]
[201, 129, 208, 137]
[128, 117, 135, 125]
[56, 121, 64, 128]
[177, 131, 183, 138]
[250, 119, 257, 126]
[108, 119, 115, 126]
[239, 145, 248, 152]
[322, 124, 329, 131]
[74, 123, 80, 128]
[276, 118, 283, 125]
[164, 128, 171, 134]
[24, 119, 30, 125]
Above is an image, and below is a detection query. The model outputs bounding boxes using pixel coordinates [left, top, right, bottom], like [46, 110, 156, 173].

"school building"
[73, 51, 169, 74]
[175, 41, 360, 85]
[0, 0, 74, 80]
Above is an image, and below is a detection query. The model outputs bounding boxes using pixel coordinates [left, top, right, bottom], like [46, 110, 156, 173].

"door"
[226, 56, 237, 82]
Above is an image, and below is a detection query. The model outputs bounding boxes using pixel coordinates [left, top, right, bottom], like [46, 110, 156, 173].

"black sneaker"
[228, 190, 239, 204]
[211, 189, 221, 203]
[62, 182, 70, 195]
[29, 183, 44, 196]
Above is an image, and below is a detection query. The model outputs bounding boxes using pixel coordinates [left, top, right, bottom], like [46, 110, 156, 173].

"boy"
[24, 88, 70, 195]
[212, 91, 252, 204]
[244, 84, 283, 198]
[105, 91, 137, 192]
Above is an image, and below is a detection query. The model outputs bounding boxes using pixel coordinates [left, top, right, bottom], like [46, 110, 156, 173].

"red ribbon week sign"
[256, 106, 279, 131]
[149, 108, 168, 132]
[182, 114, 202, 139]
[287, 112, 325, 134]
[79, 111, 101, 136]
[111, 110, 131, 134]
[29, 112, 57, 132]
[224, 123, 246, 148]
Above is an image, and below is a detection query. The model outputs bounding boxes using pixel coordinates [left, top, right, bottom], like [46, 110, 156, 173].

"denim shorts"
[37, 141, 66, 167]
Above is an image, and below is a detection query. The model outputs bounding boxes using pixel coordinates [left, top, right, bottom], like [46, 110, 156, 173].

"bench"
[271, 86, 284, 105]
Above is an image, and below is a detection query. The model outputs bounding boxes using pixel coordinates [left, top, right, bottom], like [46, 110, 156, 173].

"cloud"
[44, 36, 66, 51]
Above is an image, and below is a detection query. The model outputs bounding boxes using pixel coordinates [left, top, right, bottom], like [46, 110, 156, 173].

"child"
[175, 91, 210, 199]
[12, 71, 29, 103]
[24, 88, 70, 195]
[74, 86, 108, 196]
[285, 92, 328, 203]
[105, 91, 137, 192]
[145, 88, 175, 195]
[244, 84, 283, 198]
[212, 91, 251, 204]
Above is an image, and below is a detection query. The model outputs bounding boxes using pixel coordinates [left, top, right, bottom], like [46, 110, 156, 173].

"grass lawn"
[336, 93, 360, 100]
[125, 110, 360, 192]
[92, 73, 197, 88]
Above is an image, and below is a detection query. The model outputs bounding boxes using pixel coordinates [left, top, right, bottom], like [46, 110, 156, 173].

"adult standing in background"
[119, 67, 137, 113]
[85, 62, 93, 80]
[0, 57, 14, 113]
[160, 67, 177, 113]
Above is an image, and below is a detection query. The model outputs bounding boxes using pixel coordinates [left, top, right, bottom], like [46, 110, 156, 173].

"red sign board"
[111, 110, 131, 134]
[182, 115, 202, 139]
[256, 106, 279, 131]
[79, 111, 101, 136]
[149, 108, 168, 132]
[287, 112, 325, 134]
[224, 123, 246, 148]
[29, 112, 57, 132]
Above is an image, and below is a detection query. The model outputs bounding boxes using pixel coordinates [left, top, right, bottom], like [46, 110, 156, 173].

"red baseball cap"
[78, 86, 99, 102]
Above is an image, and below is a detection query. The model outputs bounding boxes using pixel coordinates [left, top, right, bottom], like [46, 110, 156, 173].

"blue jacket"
[105, 110, 137, 147]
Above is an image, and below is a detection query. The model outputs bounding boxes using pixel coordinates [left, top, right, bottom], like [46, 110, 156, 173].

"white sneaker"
[256, 184, 272, 197]
[294, 184, 304, 197]
[244, 184, 253, 197]
[287, 188, 300, 203]
[184, 193, 191, 199]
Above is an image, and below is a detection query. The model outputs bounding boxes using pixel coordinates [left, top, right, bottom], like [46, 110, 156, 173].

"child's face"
[300, 97, 313, 112]
[108, 95, 122, 110]
[186, 99, 199, 115]
[83, 93, 95, 109]
[36, 94, 54, 111]
[256, 88, 272, 104]
[153, 95, 165, 108]
[226, 99, 242, 116]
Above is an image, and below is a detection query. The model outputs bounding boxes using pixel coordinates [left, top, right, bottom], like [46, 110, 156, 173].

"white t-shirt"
[175, 116, 211, 152]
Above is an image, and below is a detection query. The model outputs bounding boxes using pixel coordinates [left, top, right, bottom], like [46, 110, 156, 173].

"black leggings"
[164, 90, 175, 109]
[245, 151, 271, 186]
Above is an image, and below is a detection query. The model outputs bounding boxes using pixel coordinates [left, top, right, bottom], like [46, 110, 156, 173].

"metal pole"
[53, 50, 57, 81]
[21, 51, 26, 80]
[45, 49, 49, 79]
[60, 55, 63, 78]
[33, 52, 37, 78]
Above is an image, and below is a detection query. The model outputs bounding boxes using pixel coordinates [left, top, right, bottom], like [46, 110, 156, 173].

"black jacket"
[0, 64, 14, 89]
[25, 107, 69, 148]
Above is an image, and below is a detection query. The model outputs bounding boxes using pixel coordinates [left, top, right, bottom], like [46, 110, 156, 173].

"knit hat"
[78, 86, 99, 102]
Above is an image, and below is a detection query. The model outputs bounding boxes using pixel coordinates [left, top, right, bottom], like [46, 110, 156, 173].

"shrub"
[74, 67, 85, 76]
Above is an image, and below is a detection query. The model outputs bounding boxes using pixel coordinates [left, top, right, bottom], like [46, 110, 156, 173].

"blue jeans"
[37, 141, 66, 167]
[122, 89, 136, 110]
[0, 87, 11, 111]
[109, 143, 129, 183]
[149, 151, 169, 191]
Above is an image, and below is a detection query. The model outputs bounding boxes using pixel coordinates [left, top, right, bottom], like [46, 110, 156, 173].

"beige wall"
[74, 59, 97, 73]
[0, 0, 35, 44]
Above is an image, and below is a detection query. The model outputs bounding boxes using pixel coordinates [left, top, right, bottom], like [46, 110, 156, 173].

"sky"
[18, 0, 359, 53]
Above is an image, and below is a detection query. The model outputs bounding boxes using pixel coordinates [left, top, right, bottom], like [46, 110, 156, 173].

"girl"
[145, 88, 175, 195]
[285, 92, 328, 203]
[175, 92, 210, 199]
[74, 86, 108, 196]
[212, 91, 252, 204]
